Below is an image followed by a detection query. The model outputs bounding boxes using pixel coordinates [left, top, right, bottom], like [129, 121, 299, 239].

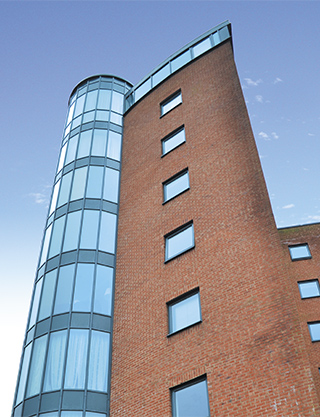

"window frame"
[161, 125, 186, 157]
[288, 243, 312, 261]
[298, 279, 320, 299]
[167, 287, 201, 336]
[164, 221, 195, 263]
[163, 168, 190, 204]
[171, 375, 210, 417]
[160, 90, 182, 117]
[308, 322, 320, 342]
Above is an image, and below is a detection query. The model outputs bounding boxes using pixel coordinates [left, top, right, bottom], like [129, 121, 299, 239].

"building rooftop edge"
[277, 221, 320, 231]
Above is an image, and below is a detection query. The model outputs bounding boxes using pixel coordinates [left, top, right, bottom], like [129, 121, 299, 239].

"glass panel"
[74, 95, 85, 118]
[28, 278, 43, 328]
[71, 167, 88, 201]
[88, 331, 110, 392]
[193, 37, 211, 58]
[85, 90, 98, 112]
[86, 166, 104, 198]
[38, 269, 58, 320]
[299, 281, 320, 299]
[170, 293, 200, 333]
[40, 413, 59, 417]
[94, 265, 113, 316]
[61, 412, 82, 417]
[65, 134, 79, 165]
[54, 264, 75, 314]
[57, 172, 72, 207]
[43, 330, 67, 392]
[57, 143, 67, 173]
[289, 244, 311, 260]
[164, 171, 189, 202]
[48, 215, 66, 258]
[66, 102, 75, 126]
[162, 128, 185, 155]
[219, 26, 229, 42]
[92, 129, 107, 156]
[77, 130, 92, 159]
[171, 50, 191, 72]
[82, 111, 95, 124]
[161, 92, 182, 116]
[49, 180, 61, 215]
[212, 31, 220, 46]
[16, 342, 32, 404]
[86, 413, 107, 417]
[153, 63, 170, 87]
[111, 91, 123, 113]
[99, 212, 117, 254]
[80, 210, 100, 249]
[64, 329, 89, 389]
[98, 90, 111, 110]
[26, 334, 48, 397]
[103, 168, 119, 203]
[64, 123, 71, 138]
[71, 115, 82, 130]
[174, 379, 210, 417]
[166, 224, 194, 260]
[134, 78, 151, 101]
[72, 264, 94, 311]
[63, 211, 82, 252]
[110, 112, 122, 126]
[40, 224, 52, 266]
[309, 323, 320, 341]
[96, 110, 109, 122]
[107, 131, 122, 161]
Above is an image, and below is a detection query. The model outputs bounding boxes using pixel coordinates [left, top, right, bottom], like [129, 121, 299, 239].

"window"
[289, 244, 311, 260]
[298, 280, 320, 299]
[171, 377, 210, 417]
[165, 222, 194, 262]
[162, 126, 186, 156]
[163, 169, 189, 203]
[308, 322, 320, 342]
[161, 91, 182, 116]
[168, 289, 201, 335]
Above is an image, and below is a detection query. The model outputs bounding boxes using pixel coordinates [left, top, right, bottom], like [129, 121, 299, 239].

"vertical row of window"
[160, 91, 210, 417]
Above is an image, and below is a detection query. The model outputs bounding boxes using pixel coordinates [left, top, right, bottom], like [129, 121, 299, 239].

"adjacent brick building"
[12, 21, 320, 417]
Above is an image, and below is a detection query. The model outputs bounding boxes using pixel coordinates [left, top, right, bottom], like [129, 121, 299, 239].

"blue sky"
[1, 1, 319, 414]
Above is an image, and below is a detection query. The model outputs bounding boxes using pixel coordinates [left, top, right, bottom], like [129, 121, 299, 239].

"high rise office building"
[12, 21, 320, 417]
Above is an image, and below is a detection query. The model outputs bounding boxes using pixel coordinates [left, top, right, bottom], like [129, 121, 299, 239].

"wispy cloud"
[308, 133, 315, 137]
[29, 192, 47, 205]
[255, 95, 263, 103]
[282, 204, 295, 209]
[258, 131, 270, 140]
[273, 77, 283, 84]
[307, 215, 320, 221]
[244, 78, 262, 87]
[271, 132, 279, 139]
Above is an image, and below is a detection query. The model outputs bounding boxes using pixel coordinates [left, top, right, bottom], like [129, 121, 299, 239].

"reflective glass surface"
[80, 210, 99, 249]
[40, 224, 52, 265]
[73, 264, 94, 311]
[91, 129, 107, 156]
[162, 128, 185, 155]
[43, 330, 67, 392]
[166, 224, 194, 261]
[54, 264, 75, 314]
[38, 269, 58, 320]
[85, 90, 98, 112]
[74, 95, 85, 118]
[49, 180, 61, 215]
[289, 244, 311, 260]
[171, 50, 191, 72]
[57, 143, 67, 173]
[99, 212, 117, 253]
[57, 172, 72, 207]
[48, 215, 66, 258]
[71, 167, 88, 201]
[65, 134, 79, 165]
[193, 37, 211, 58]
[111, 91, 123, 113]
[103, 168, 119, 203]
[88, 331, 110, 391]
[169, 292, 201, 333]
[164, 171, 189, 202]
[153, 63, 170, 87]
[28, 278, 43, 328]
[98, 89, 111, 109]
[86, 166, 104, 199]
[16, 342, 32, 404]
[107, 131, 122, 161]
[94, 265, 113, 316]
[299, 280, 320, 299]
[63, 211, 82, 251]
[173, 379, 210, 417]
[77, 130, 92, 159]
[309, 322, 320, 341]
[26, 334, 48, 397]
[161, 92, 182, 116]
[64, 329, 89, 389]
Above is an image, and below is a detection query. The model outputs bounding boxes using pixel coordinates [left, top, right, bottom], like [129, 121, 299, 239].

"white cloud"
[282, 204, 295, 209]
[303, 167, 309, 171]
[244, 78, 262, 87]
[308, 133, 315, 137]
[271, 132, 279, 139]
[29, 192, 47, 205]
[258, 131, 270, 140]
[255, 95, 263, 103]
[307, 215, 320, 221]
[273, 77, 283, 84]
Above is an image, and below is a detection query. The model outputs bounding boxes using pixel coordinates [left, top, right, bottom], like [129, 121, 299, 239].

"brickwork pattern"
[110, 41, 320, 416]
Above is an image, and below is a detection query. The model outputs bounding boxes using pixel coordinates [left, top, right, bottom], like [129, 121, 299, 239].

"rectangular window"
[165, 222, 194, 262]
[308, 322, 320, 342]
[289, 244, 311, 260]
[161, 90, 182, 116]
[171, 376, 210, 417]
[168, 289, 201, 335]
[298, 280, 320, 299]
[162, 126, 186, 156]
[163, 169, 189, 203]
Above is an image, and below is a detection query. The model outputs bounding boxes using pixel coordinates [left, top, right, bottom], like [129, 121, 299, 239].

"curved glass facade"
[12, 75, 132, 417]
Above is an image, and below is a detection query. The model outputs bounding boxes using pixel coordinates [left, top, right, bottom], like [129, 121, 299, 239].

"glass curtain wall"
[12, 75, 132, 417]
